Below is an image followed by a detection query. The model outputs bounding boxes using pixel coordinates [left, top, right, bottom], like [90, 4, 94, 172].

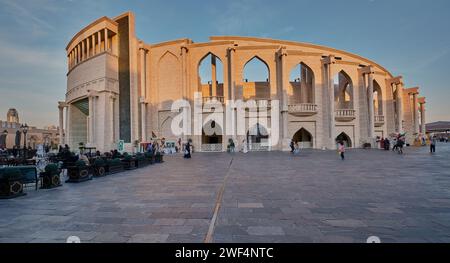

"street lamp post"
[1, 130, 7, 149]
[21, 123, 29, 162]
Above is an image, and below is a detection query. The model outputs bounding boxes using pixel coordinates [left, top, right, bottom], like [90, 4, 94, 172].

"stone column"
[280, 48, 289, 150]
[367, 71, 375, 139]
[58, 102, 65, 146]
[87, 92, 96, 146]
[104, 29, 108, 52]
[86, 36, 90, 58]
[110, 93, 117, 146]
[396, 83, 404, 132]
[300, 66, 307, 103]
[180, 45, 188, 142]
[66, 105, 71, 148]
[139, 46, 148, 142]
[324, 56, 336, 149]
[413, 93, 420, 134]
[81, 40, 85, 61]
[420, 101, 426, 134]
[211, 55, 217, 97]
[74, 46, 78, 64]
[98, 31, 102, 53]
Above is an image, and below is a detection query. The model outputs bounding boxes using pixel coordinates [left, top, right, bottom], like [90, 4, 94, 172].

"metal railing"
[335, 109, 356, 117]
[202, 96, 224, 104]
[200, 143, 223, 152]
[288, 103, 318, 114]
[374, 115, 385, 122]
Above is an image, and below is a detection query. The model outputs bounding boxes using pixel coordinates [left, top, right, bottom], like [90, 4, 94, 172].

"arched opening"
[335, 132, 352, 148]
[198, 53, 224, 99]
[247, 123, 269, 151]
[292, 128, 313, 148]
[242, 56, 270, 100]
[334, 71, 353, 109]
[71, 99, 88, 148]
[160, 116, 176, 141]
[289, 63, 314, 104]
[201, 120, 223, 151]
[373, 80, 383, 115]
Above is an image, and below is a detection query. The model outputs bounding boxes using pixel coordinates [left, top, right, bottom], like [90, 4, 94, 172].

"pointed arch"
[202, 120, 223, 144]
[243, 56, 270, 82]
[289, 62, 315, 104]
[197, 52, 224, 97]
[158, 51, 181, 109]
[373, 80, 383, 115]
[335, 132, 352, 148]
[242, 56, 270, 100]
[292, 128, 313, 148]
[334, 70, 354, 109]
[158, 50, 179, 63]
[160, 116, 175, 140]
[247, 123, 269, 143]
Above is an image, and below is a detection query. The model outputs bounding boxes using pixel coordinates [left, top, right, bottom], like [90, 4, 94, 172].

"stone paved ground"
[1, 143, 450, 243]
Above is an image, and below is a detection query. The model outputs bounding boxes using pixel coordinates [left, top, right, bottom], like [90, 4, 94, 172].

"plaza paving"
[1, 143, 450, 243]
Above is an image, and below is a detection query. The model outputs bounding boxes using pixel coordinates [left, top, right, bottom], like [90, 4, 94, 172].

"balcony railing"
[374, 115, 385, 127]
[248, 143, 271, 152]
[335, 109, 356, 122]
[288, 103, 318, 117]
[243, 99, 272, 110]
[202, 96, 224, 104]
[200, 143, 223, 152]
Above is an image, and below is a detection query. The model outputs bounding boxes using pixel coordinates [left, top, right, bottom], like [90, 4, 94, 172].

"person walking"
[290, 140, 295, 153]
[384, 137, 390, 151]
[338, 141, 345, 160]
[430, 136, 437, 153]
[184, 140, 191, 159]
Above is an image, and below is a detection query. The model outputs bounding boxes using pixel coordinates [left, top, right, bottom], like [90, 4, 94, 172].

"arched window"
[334, 71, 353, 109]
[373, 80, 383, 115]
[198, 53, 223, 97]
[242, 57, 270, 100]
[289, 63, 315, 104]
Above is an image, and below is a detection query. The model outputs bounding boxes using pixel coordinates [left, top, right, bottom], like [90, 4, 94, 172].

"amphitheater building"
[59, 12, 427, 152]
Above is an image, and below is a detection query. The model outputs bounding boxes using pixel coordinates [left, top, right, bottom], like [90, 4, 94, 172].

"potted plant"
[0, 167, 25, 199]
[106, 158, 124, 174]
[155, 151, 164, 163]
[40, 163, 62, 189]
[93, 158, 107, 177]
[135, 153, 148, 167]
[144, 151, 154, 164]
[121, 153, 137, 170]
[66, 160, 92, 183]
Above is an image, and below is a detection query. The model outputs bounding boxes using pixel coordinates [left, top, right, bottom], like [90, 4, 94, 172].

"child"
[338, 141, 345, 160]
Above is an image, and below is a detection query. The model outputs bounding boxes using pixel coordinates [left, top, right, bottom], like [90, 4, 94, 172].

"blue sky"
[0, 0, 449, 126]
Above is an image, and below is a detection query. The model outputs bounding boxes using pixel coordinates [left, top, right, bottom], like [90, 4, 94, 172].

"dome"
[7, 108, 19, 123]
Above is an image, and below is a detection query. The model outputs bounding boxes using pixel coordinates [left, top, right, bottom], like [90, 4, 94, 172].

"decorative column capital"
[87, 90, 99, 98]
[418, 97, 426, 105]
[388, 76, 404, 86]
[180, 45, 189, 53]
[405, 87, 419, 95]
[322, 55, 336, 65]
[359, 65, 375, 75]
[58, 101, 68, 109]
[139, 96, 148, 104]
